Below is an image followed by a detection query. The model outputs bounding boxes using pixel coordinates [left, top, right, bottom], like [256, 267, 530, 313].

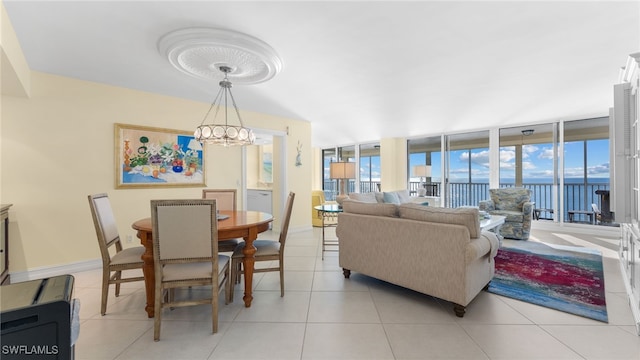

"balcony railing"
[322, 180, 610, 222]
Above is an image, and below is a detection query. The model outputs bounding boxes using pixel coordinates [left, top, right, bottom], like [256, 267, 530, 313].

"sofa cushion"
[394, 189, 412, 203]
[398, 204, 481, 238]
[489, 209, 524, 223]
[342, 200, 398, 217]
[383, 192, 400, 204]
[348, 192, 377, 203]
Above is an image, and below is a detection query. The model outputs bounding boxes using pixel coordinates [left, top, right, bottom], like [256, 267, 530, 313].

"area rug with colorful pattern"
[487, 240, 608, 322]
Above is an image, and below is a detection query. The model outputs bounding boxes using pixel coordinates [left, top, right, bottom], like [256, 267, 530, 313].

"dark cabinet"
[1, 204, 12, 285]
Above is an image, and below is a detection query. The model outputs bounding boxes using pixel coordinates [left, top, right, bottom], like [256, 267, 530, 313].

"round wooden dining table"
[132, 210, 273, 317]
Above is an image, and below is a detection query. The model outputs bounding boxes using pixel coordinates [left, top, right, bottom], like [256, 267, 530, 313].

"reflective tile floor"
[71, 227, 640, 359]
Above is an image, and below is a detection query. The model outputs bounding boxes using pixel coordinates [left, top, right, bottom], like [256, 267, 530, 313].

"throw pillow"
[383, 192, 400, 204]
[394, 189, 412, 203]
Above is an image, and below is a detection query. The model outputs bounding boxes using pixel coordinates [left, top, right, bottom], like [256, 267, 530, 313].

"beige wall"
[1, 71, 312, 274]
[1, 2, 30, 98]
[380, 138, 408, 192]
[311, 147, 323, 191]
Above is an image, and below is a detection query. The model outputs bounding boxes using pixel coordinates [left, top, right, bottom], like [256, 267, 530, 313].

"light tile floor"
[71, 227, 640, 359]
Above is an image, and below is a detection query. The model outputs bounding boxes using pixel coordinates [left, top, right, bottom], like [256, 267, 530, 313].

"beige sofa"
[336, 200, 500, 317]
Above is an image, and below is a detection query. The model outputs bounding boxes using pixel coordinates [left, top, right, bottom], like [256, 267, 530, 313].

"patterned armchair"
[479, 188, 533, 240]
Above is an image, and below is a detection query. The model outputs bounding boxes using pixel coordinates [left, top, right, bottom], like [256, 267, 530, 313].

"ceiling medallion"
[158, 27, 282, 84]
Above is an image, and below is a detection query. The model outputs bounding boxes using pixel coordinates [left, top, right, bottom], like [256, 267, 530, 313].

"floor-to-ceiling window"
[323, 119, 610, 227]
[337, 146, 356, 195]
[322, 148, 338, 200]
[499, 124, 558, 220]
[445, 131, 490, 207]
[563, 117, 611, 224]
[496, 118, 610, 225]
[359, 143, 381, 193]
[323, 144, 378, 198]
[407, 136, 442, 196]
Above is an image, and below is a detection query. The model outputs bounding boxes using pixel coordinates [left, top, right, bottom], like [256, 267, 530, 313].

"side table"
[314, 204, 342, 260]
[480, 215, 505, 245]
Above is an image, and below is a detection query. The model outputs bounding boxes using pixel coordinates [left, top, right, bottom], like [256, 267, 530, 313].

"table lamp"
[412, 165, 431, 196]
[330, 161, 356, 206]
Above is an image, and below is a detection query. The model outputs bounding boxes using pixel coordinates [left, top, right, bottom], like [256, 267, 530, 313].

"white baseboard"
[7, 226, 318, 283]
[9, 258, 102, 283]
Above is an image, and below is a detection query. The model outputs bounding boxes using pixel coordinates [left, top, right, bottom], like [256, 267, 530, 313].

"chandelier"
[157, 27, 282, 147]
[194, 65, 255, 146]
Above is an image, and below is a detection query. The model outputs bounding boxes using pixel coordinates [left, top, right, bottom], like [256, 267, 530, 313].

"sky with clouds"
[407, 138, 609, 183]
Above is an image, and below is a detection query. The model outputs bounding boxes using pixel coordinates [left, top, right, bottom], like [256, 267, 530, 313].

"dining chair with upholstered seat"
[150, 199, 230, 341]
[202, 188, 243, 253]
[88, 193, 145, 316]
[229, 191, 295, 301]
[202, 189, 237, 211]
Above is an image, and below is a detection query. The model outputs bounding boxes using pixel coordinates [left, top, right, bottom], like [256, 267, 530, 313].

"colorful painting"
[115, 123, 206, 188]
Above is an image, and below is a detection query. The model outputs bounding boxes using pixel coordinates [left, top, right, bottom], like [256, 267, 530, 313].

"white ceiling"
[3, 1, 639, 148]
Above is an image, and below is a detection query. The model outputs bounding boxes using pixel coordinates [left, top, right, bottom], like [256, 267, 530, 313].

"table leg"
[321, 211, 326, 260]
[136, 230, 155, 318]
[242, 227, 259, 307]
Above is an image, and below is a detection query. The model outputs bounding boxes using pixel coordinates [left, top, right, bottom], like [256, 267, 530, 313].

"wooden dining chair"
[202, 189, 237, 211]
[88, 193, 145, 316]
[229, 191, 295, 301]
[202, 189, 243, 252]
[150, 199, 230, 341]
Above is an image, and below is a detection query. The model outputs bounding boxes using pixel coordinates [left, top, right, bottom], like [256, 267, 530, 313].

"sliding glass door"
[445, 131, 490, 208]
[499, 124, 558, 220]
[322, 148, 337, 200]
[359, 143, 381, 193]
[563, 117, 610, 224]
[407, 136, 442, 197]
[325, 118, 610, 228]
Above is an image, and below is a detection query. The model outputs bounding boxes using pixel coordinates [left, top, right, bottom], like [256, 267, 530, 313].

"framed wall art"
[260, 144, 273, 184]
[114, 123, 206, 188]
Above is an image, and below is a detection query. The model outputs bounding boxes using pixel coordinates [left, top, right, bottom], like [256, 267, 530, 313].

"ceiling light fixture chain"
[194, 65, 255, 146]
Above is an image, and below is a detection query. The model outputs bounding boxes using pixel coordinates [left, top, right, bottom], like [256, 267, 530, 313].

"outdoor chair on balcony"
[479, 188, 534, 240]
